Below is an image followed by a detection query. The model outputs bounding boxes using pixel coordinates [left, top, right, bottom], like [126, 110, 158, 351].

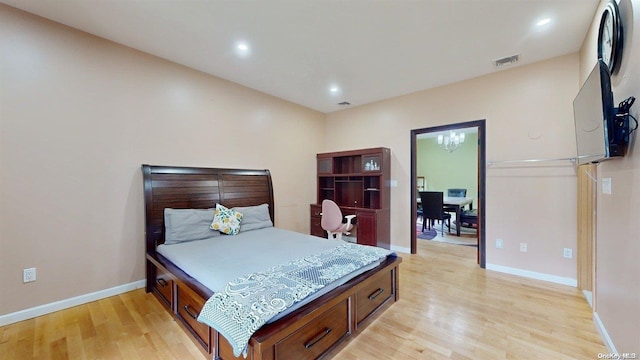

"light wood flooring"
[0, 240, 608, 359]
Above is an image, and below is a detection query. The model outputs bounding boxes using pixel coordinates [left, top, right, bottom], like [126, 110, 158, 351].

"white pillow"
[164, 208, 220, 245]
[232, 203, 273, 232]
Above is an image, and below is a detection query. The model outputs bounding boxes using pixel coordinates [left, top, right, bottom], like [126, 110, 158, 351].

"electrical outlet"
[519, 243, 527, 252]
[563, 248, 573, 259]
[23, 268, 36, 283]
[496, 239, 504, 249]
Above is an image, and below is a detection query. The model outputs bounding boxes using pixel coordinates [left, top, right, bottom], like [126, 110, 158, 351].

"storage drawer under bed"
[176, 283, 211, 352]
[355, 269, 393, 324]
[151, 264, 173, 309]
[274, 298, 351, 360]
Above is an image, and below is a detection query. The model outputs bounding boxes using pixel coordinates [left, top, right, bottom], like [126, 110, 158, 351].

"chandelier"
[437, 131, 465, 152]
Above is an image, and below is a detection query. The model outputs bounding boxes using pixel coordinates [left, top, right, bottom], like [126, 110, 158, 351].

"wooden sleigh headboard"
[141, 164, 275, 255]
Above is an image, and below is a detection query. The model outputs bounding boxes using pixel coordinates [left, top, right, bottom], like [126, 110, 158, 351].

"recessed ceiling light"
[234, 41, 251, 57]
[536, 18, 551, 26]
[330, 86, 339, 93]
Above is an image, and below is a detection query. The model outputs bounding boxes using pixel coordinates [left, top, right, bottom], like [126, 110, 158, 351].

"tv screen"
[573, 60, 616, 165]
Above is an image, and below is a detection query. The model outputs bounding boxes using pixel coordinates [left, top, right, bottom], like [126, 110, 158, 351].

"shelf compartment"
[363, 191, 381, 209]
[335, 181, 363, 208]
[334, 155, 362, 174]
[362, 154, 382, 172]
[335, 176, 363, 183]
[318, 189, 335, 203]
[364, 176, 380, 190]
[318, 177, 334, 189]
[318, 158, 332, 174]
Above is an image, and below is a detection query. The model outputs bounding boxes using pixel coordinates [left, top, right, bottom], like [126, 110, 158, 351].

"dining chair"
[418, 191, 451, 235]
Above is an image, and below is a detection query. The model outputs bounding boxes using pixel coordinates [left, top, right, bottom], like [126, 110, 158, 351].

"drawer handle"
[156, 278, 168, 287]
[368, 288, 384, 301]
[183, 305, 198, 320]
[304, 327, 332, 349]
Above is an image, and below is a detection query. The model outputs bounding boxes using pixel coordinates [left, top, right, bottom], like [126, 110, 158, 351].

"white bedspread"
[157, 227, 349, 292]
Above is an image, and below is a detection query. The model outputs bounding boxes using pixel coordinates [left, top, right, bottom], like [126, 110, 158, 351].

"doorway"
[410, 120, 486, 267]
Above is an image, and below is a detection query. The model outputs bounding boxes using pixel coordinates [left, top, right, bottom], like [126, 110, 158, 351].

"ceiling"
[2, 0, 599, 113]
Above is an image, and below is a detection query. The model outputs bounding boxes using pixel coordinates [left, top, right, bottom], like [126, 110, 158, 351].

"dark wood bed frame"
[142, 164, 402, 360]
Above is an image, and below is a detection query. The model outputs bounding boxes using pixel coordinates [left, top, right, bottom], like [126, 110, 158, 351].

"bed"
[142, 164, 402, 360]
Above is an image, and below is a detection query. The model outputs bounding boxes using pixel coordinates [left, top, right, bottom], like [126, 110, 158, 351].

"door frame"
[410, 119, 486, 267]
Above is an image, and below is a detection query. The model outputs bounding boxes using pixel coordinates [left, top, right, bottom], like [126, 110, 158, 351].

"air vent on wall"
[337, 101, 351, 106]
[493, 54, 520, 68]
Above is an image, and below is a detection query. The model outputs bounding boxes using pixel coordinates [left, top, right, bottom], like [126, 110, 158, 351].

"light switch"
[602, 177, 612, 195]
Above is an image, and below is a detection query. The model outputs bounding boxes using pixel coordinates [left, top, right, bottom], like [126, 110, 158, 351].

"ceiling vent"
[493, 54, 520, 68]
[337, 101, 351, 106]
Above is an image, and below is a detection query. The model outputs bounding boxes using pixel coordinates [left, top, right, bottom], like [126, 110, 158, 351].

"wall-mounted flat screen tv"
[573, 60, 637, 165]
[573, 60, 623, 165]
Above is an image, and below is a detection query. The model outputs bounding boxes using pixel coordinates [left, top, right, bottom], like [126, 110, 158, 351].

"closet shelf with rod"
[487, 157, 577, 167]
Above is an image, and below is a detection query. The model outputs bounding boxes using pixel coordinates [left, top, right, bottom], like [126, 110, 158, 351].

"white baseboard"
[594, 311, 618, 353]
[486, 263, 577, 287]
[583, 290, 593, 308]
[391, 245, 411, 254]
[0, 280, 146, 327]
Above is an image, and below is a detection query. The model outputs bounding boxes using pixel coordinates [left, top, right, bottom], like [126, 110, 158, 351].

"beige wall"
[579, 0, 640, 353]
[325, 54, 580, 280]
[0, 5, 325, 315]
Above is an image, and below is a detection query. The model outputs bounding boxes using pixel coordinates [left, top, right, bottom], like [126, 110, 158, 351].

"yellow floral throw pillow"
[210, 203, 243, 235]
